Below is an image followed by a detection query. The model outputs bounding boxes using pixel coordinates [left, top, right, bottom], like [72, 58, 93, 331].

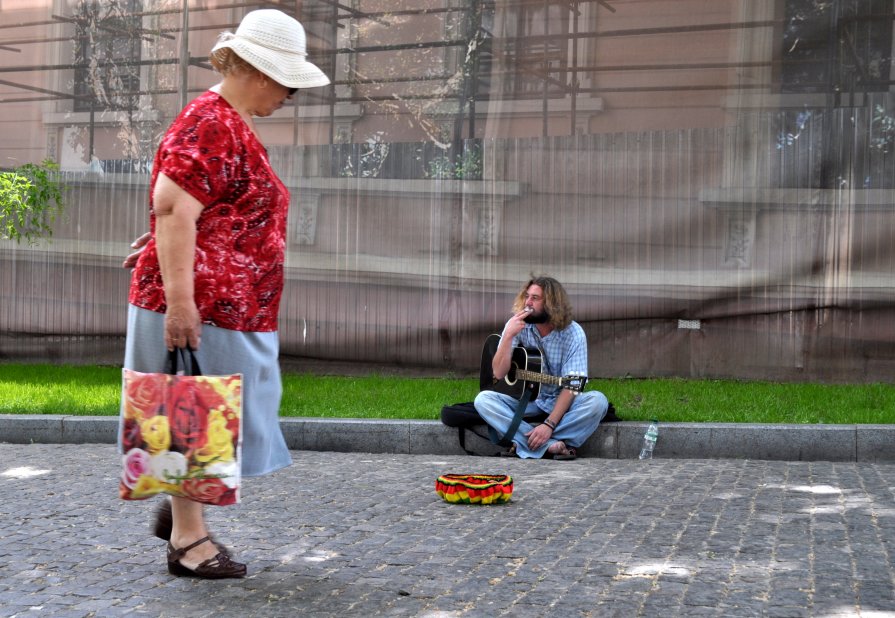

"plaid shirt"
[513, 321, 589, 413]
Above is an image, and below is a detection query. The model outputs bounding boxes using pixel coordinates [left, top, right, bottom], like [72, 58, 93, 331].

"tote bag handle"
[164, 347, 203, 376]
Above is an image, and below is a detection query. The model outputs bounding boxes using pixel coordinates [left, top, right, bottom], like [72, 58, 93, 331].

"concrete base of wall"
[1, 415, 892, 462]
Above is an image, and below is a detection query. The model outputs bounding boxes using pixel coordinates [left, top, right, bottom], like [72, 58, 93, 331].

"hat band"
[231, 33, 308, 59]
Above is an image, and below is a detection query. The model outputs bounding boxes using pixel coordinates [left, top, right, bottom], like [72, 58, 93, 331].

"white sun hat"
[211, 9, 330, 89]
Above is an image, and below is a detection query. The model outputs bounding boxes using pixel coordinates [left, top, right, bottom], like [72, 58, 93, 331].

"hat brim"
[212, 38, 330, 89]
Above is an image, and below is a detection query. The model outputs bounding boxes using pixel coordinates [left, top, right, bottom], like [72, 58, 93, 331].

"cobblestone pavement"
[2, 444, 895, 618]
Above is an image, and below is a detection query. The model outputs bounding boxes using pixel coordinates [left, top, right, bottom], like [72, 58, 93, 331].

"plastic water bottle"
[638, 419, 659, 460]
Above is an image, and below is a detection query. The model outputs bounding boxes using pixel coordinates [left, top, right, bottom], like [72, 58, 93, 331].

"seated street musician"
[474, 275, 609, 459]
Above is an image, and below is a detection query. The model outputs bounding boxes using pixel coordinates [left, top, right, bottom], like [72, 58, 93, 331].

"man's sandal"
[498, 443, 517, 457]
[553, 446, 577, 461]
[546, 441, 577, 460]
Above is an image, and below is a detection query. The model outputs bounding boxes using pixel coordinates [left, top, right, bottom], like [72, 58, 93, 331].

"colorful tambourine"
[435, 474, 513, 504]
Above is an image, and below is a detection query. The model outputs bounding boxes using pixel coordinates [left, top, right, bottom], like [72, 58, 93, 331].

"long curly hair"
[511, 275, 573, 331]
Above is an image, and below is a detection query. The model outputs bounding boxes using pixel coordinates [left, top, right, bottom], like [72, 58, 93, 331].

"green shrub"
[0, 159, 65, 244]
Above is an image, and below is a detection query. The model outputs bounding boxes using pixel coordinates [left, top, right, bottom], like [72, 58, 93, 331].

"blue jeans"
[473, 389, 608, 459]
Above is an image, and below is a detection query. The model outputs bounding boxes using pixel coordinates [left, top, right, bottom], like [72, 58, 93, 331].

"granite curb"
[1, 414, 893, 461]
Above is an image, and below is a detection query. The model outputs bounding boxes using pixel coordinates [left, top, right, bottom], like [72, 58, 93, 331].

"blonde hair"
[209, 46, 255, 77]
[511, 275, 573, 331]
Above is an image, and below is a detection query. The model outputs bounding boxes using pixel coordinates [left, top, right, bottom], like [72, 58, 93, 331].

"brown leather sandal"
[498, 443, 517, 457]
[546, 441, 577, 460]
[153, 498, 231, 557]
[554, 446, 577, 461]
[167, 536, 246, 579]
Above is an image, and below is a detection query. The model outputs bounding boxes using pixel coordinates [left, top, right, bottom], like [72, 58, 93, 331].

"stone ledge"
[1, 415, 892, 462]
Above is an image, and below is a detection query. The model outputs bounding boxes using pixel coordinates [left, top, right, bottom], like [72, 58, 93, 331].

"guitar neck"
[516, 369, 561, 387]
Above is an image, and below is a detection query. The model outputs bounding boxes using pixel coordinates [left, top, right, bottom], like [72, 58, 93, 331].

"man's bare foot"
[547, 441, 570, 457]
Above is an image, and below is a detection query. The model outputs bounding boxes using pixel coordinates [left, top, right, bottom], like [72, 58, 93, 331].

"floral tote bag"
[119, 349, 242, 506]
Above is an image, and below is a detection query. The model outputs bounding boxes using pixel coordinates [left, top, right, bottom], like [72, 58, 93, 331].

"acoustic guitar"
[479, 333, 588, 400]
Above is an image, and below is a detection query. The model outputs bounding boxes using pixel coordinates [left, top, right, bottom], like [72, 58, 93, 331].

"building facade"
[1, 0, 893, 382]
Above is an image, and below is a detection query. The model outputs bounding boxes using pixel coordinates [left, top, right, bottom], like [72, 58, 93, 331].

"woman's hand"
[122, 232, 151, 268]
[164, 301, 202, 352]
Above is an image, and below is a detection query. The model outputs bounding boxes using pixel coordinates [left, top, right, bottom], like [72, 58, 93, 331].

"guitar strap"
[488, 387, 533, 448]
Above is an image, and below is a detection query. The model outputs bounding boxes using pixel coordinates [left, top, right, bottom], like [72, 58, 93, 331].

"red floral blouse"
[129, 91, 288, 332]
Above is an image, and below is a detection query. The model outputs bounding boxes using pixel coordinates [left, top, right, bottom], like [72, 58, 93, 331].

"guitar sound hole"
[505, 364, 518, 386]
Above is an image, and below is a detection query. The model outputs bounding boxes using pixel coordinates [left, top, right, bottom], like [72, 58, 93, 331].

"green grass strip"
[1, 363, 894, 424]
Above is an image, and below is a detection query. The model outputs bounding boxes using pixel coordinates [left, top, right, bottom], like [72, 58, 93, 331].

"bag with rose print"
[119, 348, 242, 506]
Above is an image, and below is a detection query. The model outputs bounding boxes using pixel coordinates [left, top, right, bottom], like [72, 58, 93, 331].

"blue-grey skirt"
[122, 304, 292, 477]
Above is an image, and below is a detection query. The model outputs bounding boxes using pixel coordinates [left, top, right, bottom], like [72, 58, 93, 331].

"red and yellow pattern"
[120, 369, 242, 506]
[435, 474, 513, 504]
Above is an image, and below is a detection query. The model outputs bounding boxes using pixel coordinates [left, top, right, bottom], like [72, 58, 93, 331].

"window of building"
[73, 0, 143, 112]
[477, 0, 571, 100]
[781, 0, 893, 94]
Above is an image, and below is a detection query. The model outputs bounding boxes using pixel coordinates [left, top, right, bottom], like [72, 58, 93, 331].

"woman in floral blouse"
[122, 9, 328, 579]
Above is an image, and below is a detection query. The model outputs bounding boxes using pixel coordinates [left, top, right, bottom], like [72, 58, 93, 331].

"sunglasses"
[288, 87, 297, 95]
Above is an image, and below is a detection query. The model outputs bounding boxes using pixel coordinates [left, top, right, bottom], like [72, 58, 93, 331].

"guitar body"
[479, 333, 588, 399]
[480, 333, 542, 399]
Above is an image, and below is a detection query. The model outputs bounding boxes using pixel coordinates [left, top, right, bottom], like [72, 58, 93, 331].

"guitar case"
[440, 402, 508, 456]
[440, 401, 483, 428]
